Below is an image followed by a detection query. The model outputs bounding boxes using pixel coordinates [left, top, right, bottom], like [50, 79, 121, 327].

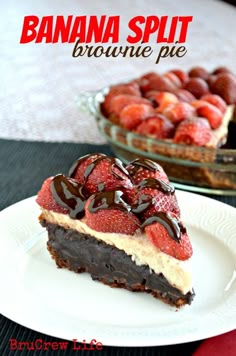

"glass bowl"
[77, 88, 236, 195]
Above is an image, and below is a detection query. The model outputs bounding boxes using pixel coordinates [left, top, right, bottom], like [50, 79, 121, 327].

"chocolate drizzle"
[137, 178, 175, 195]
[68, 153, 106, 178]
[51, 174, 86, 219]
[88, 190, 131, 214]
[127, 158, 161, 176]
[141, 212, 186, 243]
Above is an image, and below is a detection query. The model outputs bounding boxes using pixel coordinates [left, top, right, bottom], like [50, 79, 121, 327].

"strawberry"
[189, 66, 209, 80]
[36, 177, 68, 214]
[135, 115, 175, 139]
[126, 158, 169, 184]
[153, 92, 179, 112]
[163, 72, 182, 88]
[108, 82, 141, 97]
[174, 89, 196, 103]
[184, 78, 209, 98]
[69, 153, 133, 194]
[210, 73, 236, 104]
[133, 178, 180, 219]
[212, 66, 232, 75]
[119, 103, 155, 130]
[110, 94, 152, 117]
[174, 117, 212, 146]
[191, 100, 209, 109]
[196, 102, 223, 129]
[145, 214, 193, 260]
[102, 83, 141, 115]
[85, 190, 140, 235]
[163, 102, 196, 124]
[206, 74, 217, 88]
[169, 69, 189, 85]
[200, 94, 227, 113]
[141, 75, 177, 94]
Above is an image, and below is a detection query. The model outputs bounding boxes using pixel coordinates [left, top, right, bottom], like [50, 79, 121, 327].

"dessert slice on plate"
[36, 153, 195, 307]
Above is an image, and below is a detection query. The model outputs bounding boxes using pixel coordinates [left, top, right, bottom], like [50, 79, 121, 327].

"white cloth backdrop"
[0, 0, 236, 143]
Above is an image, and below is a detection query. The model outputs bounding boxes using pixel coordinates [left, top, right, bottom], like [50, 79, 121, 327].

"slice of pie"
[36, 153, 195, 307]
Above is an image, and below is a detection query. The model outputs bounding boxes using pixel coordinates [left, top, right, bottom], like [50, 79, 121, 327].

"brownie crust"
[42, 220, 195, 307]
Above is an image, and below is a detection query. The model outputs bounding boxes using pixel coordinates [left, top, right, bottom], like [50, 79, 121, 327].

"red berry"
[163, 72, 182, 88]
[134, 179, 180, 220]
[169, 69, 189, 84]
[69, 154, 133, 194]
[200, 94, 227, 114]
[102, 83, 141, 115]
[196, 103, 223, 129]
[163, 102, 196, 124]
[143, 90, 161, 102]
[141, 72, 158, 81]
[191, 100, 208, 109]
[109, 82, 141, 97]
[174, 89, 196, 103]
[184, 78, 209, 98]
[36, 177, 69, 214]
[189, 66, 209, 80]
[145, 216, 192, 260]
[126, 158, 169, 184]
[153, 92, 179, 112]
[174, 117, 212, 146]
[141, 75, 177, 93]
[110, 94, 152, 117]
[119, 104, 155, 130]
[135, 115, 175, 139]
[212, 66, 232, 75]
[207, 74, 217, 88]
[210, 73, 236, 104]
[85, 191, 140, 235]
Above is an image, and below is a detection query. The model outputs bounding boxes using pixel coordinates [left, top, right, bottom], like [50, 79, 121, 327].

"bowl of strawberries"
[78, 66, 236, 194]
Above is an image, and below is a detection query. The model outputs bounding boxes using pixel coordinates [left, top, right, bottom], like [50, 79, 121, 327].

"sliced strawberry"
[145, 215, 193, 260]
[135, 115, 175, 139]
[126, 158, 169, 184]
[69, 153, 133, 195]
[119, 103, 155, 130]
[174, 118, 212, 146]
[36, 177, 68, 214]
[200, 94, 227, 114]
[196, 102, 223, 129]
[85, 190, 140, 235]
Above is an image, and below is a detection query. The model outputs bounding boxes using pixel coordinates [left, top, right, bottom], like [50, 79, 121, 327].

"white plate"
[0, 192, 235, 347]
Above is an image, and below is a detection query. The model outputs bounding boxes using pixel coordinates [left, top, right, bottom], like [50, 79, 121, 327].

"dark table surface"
[0, 139, 235, 356]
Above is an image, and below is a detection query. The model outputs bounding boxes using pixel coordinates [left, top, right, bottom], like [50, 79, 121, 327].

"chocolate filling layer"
[41, 220, 195, 307]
